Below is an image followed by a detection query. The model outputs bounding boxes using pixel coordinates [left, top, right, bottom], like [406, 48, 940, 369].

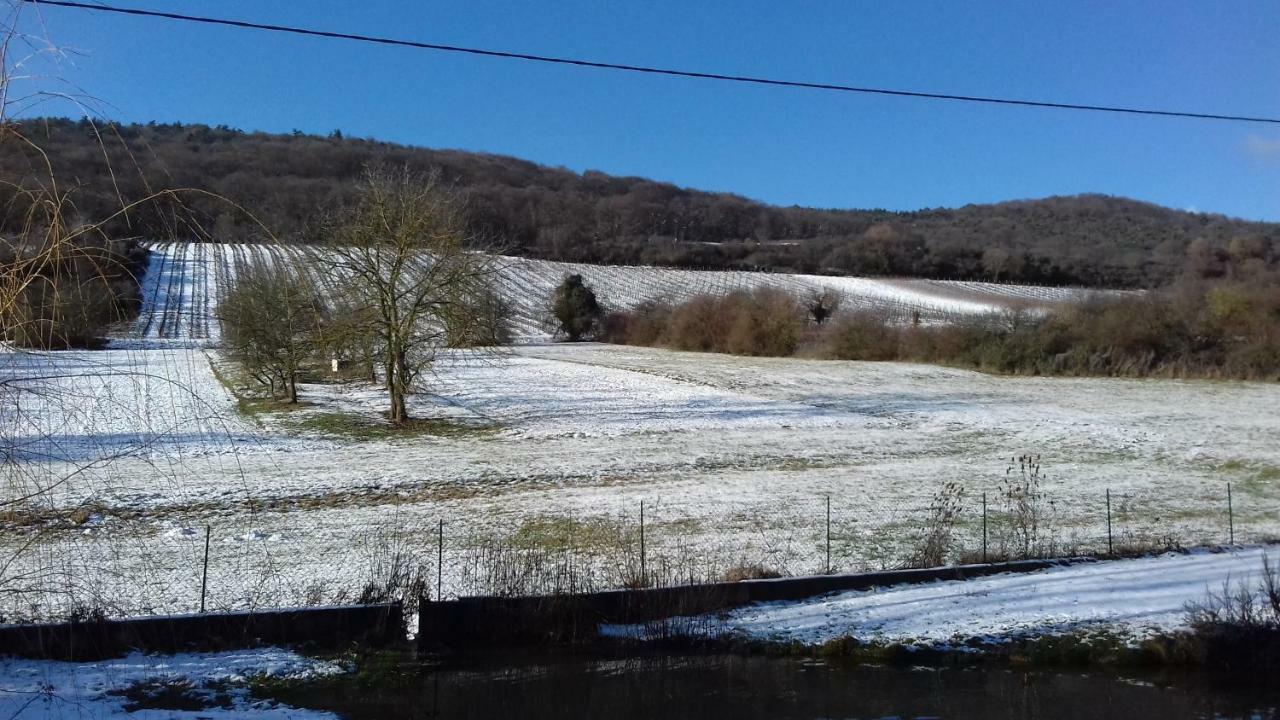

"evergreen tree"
[551, 274, 602, 341]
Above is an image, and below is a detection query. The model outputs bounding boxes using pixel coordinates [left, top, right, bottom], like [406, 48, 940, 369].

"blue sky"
[14, 0, 1280, 220]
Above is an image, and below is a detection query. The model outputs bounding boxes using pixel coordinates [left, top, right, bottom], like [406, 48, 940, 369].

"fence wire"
[1, 480, 1270, 621]
[430, 482, 1269, 602]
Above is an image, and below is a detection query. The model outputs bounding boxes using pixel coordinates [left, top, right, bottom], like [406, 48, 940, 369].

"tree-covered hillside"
[3, 117, 1277, 288]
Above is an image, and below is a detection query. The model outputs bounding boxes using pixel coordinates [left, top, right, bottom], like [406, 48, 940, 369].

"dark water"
[271, 652, 1280, 720]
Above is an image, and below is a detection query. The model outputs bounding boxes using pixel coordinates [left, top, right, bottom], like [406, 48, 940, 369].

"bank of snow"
[0, 647, 344, 719]
[603, 546, 1280, 646]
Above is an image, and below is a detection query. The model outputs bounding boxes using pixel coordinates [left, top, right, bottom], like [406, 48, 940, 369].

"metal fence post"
[981, 493, 988, 564]
[436, 519, 443, 602]
[1106, 489, 1113, 556]
[639, 500, 646, 586]
[200, 524, 211, 613]
[825, 495, 831, 575]
[1228, 483, 1235, 546]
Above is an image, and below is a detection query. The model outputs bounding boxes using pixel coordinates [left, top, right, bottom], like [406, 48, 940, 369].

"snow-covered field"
[603, 546, 1280, 647]
[0, 647, 343, 718]
[2, 242, 1276, 622]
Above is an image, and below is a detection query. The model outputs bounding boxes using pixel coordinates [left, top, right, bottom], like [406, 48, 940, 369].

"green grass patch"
[237, 396, 314, 417]
[288, 411, 499, 440]
[1212, 459, 1280, 496]
[510, 515, 631, 553]
[206, 354, 310, 420]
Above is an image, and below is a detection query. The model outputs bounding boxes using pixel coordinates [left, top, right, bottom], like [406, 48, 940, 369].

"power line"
[25, 0, 1280, 125]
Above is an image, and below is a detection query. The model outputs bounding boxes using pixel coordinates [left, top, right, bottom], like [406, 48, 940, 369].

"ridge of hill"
[4, 117, 1277, 288]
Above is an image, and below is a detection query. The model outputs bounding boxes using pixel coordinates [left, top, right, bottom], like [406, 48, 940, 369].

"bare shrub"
[598, 309, 632, 344]
[1110, 532, 1184, 559]
[600, 273, 1280, 381]
[906, 481, 966, 568]
[447, 286, 513, 348]
[3, 243, 145, 349]
[357, 520, 429, 633]
[994, 454, 1058, 560]
[451, 515, 743, 599]
[666, 294, 729, 352]
[724, 287, 806, 357]
[1188, 555, 1280, 629]
[316, 297, 381, 383]
[823, 310, 902, 361]
[609, 299, 671, 346]
[458, 537, 615, 598]
[609, 287, 805, 356]
[456, 516, 640, 598]
[1185, 555, 1280, 671]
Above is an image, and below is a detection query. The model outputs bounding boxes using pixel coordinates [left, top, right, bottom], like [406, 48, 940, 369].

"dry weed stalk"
[907, 481, 965, 568]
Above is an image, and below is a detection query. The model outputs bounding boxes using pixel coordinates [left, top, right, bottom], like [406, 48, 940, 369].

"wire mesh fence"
[429, 478, 1272, 602]
[2, 474, 1272, 623]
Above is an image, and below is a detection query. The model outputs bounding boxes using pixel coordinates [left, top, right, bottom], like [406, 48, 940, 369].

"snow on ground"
[2, 346, 259, 461]
[1, 242, 1274, 621]
[7, 340, 1278, 620]
[0, 647, 343, 719]
[0, 342, 331, 524]
[481, 249, 1112, 337]
[134, 242, 1106, 343]
[603, 546, 1280, 646]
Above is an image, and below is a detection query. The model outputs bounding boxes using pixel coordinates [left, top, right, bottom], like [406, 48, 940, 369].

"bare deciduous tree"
[217, 263, 322, 403]
[317, 296, 381, 383]
[446, 286, 513, 348]
[319, 166, 502, 424]
[806, 287, 842, 326]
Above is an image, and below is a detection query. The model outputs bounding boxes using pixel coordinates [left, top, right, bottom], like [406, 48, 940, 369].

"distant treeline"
[600, 267, 1280, 381]
[4, 117, 1279, 289]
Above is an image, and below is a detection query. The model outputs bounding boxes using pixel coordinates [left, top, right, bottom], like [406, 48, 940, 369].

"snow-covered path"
[604, 546, 1280, 646]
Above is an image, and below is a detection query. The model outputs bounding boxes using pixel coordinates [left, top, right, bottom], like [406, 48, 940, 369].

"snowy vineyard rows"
[132, 241, 1101, 344]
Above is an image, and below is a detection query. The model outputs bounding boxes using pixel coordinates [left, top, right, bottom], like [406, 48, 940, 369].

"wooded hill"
[4, 117, 1277, 288]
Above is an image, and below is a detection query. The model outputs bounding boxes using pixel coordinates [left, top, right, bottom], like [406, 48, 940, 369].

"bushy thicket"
[604, 272, 1280, 381]
[606, 287, 808, 356]
[825, 275, 1280, 380]
[6, 118, 1279, 288]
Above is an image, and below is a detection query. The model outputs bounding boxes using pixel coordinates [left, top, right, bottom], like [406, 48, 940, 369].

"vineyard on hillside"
[133, 241, 1106, 345]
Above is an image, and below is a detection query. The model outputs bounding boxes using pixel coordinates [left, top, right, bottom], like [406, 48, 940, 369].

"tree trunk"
[390, 390, 408, 424]
[384, 347, 396, 397]
[390, 349, 410, 423]
[288, 374, 298, 404]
